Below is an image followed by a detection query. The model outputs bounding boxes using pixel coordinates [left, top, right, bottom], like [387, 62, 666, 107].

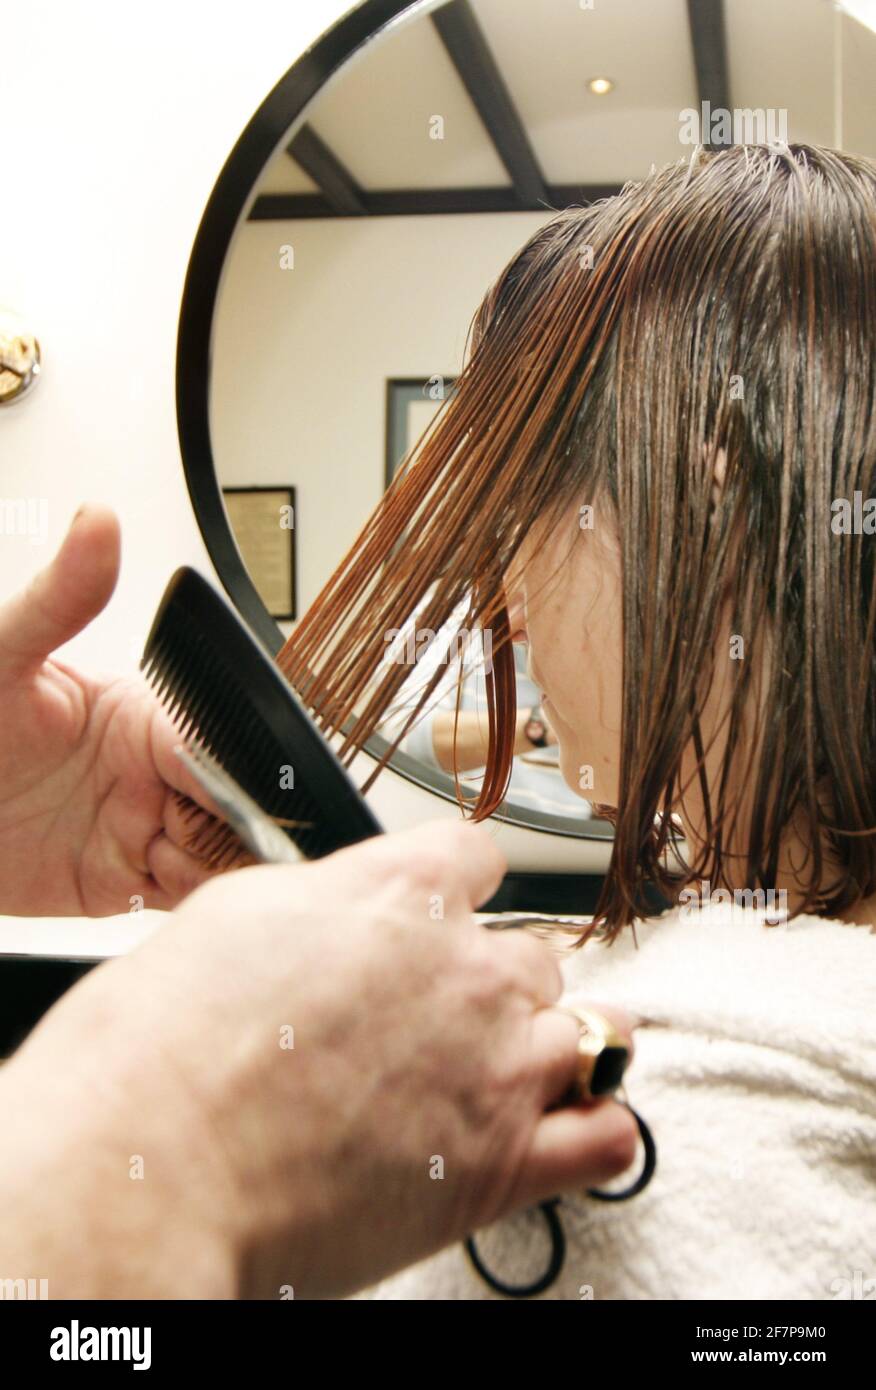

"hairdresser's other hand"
[0, 820, 639, 1299]
[0, 503, 217, 915]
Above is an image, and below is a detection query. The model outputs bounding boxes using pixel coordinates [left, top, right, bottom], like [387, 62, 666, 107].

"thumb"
[0, 503, 121, 672]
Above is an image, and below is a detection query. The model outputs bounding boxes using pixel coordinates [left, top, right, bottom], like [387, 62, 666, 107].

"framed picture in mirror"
[221, 486, 297, 621]
[385, 377, 458, 488]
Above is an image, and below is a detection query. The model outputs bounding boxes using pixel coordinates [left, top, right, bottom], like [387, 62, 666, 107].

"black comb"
[141, 567, 383, 860]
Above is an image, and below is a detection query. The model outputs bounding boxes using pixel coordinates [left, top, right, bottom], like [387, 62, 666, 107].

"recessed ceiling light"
[587, 77, 614, 96]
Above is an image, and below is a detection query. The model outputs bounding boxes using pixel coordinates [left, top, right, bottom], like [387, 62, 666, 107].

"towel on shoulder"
[357, 902, 876, 1301]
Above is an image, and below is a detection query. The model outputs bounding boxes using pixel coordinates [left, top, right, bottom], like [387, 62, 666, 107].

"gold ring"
[559, 1006, 631, 1100]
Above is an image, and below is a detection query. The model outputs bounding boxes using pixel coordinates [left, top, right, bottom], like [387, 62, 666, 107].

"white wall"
[212, 210, 547, 614]
[0, 0, 344, 672]
[0, 1, 350, 955]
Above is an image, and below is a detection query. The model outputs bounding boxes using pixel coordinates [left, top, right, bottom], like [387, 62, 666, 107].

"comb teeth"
[141, 568, 382, 860]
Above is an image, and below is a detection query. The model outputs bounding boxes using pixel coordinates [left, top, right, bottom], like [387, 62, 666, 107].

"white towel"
[358, 903, 876, 1300]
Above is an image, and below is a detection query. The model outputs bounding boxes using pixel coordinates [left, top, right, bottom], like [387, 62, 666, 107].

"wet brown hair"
[272, 142, 876, 940]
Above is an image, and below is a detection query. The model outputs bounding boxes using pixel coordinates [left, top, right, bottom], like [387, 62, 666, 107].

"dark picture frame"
[384, 376, 458, 489]
[221, 485, 297, 621]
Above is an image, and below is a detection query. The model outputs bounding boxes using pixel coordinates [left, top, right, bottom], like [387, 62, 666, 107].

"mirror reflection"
[207, 0, 876, 835]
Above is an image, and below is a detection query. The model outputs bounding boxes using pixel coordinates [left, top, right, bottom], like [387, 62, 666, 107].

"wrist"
[0, 977, 241, 1298]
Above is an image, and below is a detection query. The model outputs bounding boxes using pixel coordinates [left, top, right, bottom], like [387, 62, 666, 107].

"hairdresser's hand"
[0, 820, 639, 1299]
[0, 503, 217, 915]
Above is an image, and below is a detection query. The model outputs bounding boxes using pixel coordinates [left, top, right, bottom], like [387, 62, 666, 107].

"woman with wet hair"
[280, 144, 876, 1299]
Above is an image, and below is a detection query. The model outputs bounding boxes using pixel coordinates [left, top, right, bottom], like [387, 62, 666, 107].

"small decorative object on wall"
[385, 376, 457, 488]
[0, 308, 41, 407]
[221, 486, 296, 620]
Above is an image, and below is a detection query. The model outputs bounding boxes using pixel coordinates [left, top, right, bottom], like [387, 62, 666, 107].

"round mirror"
[177, 0, 876, 865]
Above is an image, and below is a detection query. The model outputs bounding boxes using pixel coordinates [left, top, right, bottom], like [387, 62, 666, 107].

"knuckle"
[513, 933, 562, 991]
[459, 941, 512, 1004]
[329, 833, 444, 899]
[433, 818, 505, 874]
[486, 932, 560, 1001]
[395, 845, 456, 900]
[465, 821, 507, 870]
